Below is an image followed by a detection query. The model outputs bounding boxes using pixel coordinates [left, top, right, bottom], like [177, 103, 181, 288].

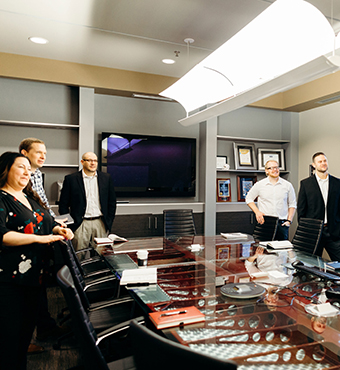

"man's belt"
[83, 216, 102, 221]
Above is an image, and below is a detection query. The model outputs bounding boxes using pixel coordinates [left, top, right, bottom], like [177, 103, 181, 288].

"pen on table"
[160, 310, 187, 317]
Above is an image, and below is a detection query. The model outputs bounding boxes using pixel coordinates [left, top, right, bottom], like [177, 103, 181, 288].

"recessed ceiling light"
[29, 37, 49, 45]
[162, 59, 175, 65]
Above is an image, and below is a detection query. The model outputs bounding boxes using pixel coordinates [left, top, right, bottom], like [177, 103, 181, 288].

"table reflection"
[97, 235, 340, 368]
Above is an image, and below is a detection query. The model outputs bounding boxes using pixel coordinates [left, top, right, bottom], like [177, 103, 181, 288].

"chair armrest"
[80, 256, 103, 265]
[89, 296, 134, 312]
[83, 275, 118, 292]
[83, 268, 111, 278]
[96, 316, 145, 346]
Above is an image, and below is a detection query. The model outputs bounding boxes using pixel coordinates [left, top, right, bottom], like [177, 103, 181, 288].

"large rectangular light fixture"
[179, 54, 340, 126]
[160, 0, 338, 126]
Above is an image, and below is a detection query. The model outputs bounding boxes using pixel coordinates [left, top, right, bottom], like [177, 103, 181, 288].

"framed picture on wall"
[258, 148, 285, 170]
[233, 142, 256, 170]
[237, 175, 257, 202]
[216, 178, 231, 202]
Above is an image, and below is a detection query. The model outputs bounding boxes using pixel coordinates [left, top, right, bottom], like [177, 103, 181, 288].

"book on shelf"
[94, 234, 128, 245]
[220, 232, 248, 240]
[149, 306, 205, 329]
[259, 240, 293, 250]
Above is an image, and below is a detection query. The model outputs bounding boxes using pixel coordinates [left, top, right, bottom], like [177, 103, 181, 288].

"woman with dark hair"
[0, 152, 73, 370]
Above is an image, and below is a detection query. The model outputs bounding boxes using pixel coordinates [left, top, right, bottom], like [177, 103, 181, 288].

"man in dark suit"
[59, 152, 116, 251]
[297, 152, 340, 260]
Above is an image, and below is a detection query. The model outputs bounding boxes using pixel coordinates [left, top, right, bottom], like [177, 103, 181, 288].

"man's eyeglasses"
[83, 159, 98, 163]
[266, 166, 279, 170]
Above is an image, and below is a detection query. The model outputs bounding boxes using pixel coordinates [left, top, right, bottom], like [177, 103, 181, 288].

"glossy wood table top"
[98, 235, 340, 369]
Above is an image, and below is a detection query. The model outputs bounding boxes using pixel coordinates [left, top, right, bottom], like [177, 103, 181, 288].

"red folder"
[149, 306, 205, 329]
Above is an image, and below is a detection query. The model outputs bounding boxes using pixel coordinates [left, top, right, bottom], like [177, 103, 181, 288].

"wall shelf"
[0, 119, 79, 130]
[217, 135, 290, 144]
[217, 169, 289, 174]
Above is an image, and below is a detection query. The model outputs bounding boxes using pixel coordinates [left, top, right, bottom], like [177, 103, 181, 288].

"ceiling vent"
[316, 94, 340, 105]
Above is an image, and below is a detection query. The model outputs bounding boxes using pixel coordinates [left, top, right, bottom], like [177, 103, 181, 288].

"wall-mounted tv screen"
[101, 133, 196, 198]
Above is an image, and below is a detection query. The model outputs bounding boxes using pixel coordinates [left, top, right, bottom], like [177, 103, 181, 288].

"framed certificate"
[216, 178, 231, 202]
[237, 175, 257, 202]
[258, 148, 285, 170]
[233, 143, 256, 170]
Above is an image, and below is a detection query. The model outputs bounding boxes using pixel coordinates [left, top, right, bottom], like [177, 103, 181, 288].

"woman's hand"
[52, 226, 74, 240]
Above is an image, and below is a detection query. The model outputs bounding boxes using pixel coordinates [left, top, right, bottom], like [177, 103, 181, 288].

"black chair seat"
[88, 298, 137, 332]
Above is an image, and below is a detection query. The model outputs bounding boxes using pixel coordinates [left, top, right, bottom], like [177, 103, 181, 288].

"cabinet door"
[216, 211, 254, 235]
[111, 214, 153, 238]
[111, 214, 164, 238]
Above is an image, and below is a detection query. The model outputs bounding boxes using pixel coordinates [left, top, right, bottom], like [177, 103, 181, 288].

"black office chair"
[292, 218, 324, 255]
[58, 252, 137, 332]
[54, 243, 140, 350]
[129, 320, 237, 370]
[56, 265, 144, 369]
[58, 239, 120, 303]
[252, 215, 279, 242]
[163, 209, 196, 238]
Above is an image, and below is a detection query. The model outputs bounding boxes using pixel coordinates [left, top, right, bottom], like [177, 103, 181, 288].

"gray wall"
[299, 101, 340, 181]
[0, 77, 299, 215]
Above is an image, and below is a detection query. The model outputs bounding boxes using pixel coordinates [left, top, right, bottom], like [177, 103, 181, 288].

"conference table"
[97, 235, 340, 369]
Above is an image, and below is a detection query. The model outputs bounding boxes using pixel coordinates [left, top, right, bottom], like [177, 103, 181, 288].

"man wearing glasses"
[59, 152, 116, 251]
[246, 160, 296, 240]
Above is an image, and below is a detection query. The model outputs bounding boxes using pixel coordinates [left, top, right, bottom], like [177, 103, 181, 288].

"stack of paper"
[260, 240, 293, 250]
[94, 233, 128, 246]
[220, 232, 248, 240]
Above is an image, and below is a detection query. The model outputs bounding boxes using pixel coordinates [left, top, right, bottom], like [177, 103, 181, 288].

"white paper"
[221, 232, 248, 240]
[305, 303, 340, 317]
[190, 244, 202, 251]
[120, 267, 157, 286]
[267, 270, 289, 279]
[260, 240, 293, 249]
[108, 233, 128, 242]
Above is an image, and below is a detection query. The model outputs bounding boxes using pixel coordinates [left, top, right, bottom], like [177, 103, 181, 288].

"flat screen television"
[101, 132, 196, 198]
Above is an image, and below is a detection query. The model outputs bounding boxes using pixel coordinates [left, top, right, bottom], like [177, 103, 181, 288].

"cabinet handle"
[148, 217, 151, 229]
[154, 216, 158, 229]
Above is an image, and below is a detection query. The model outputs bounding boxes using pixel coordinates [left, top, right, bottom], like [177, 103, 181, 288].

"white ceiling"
[0, 0, 340, 79]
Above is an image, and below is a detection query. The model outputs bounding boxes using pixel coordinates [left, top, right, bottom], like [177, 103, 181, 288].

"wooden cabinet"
[111, 214, 163, 238]
[112, 212, 204, 239]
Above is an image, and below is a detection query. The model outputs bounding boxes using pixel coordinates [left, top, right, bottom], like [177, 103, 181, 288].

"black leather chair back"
[58, 240, 91, 310]
[57, 265, 109, 370]
[163, 209, 196, 238]
[252, 215, 279, 242]
[129, 320, 237, 370]
[292, 218, 323, 255]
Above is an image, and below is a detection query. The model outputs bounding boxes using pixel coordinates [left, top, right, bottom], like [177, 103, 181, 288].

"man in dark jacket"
[59, 152, 116, 251]
[297, 152, 340, 260]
